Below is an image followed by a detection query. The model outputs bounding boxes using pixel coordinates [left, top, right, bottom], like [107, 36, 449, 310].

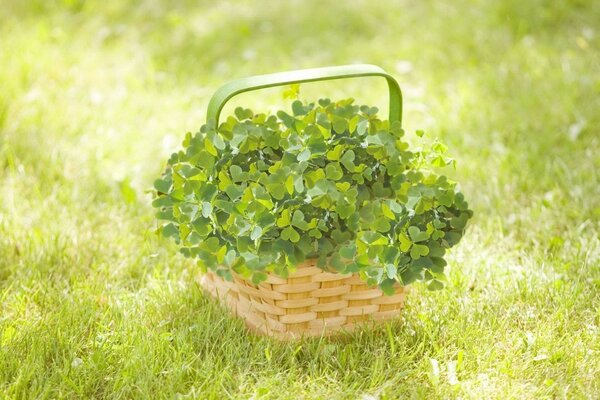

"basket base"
[198, 260, 406, 340]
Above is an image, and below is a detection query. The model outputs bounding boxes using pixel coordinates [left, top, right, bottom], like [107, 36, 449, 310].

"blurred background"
[1, 0, 599, 397]
[2, 1, 598, 206]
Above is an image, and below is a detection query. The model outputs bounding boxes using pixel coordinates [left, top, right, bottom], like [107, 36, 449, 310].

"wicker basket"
[198, 64, 406, 339]
[199, 259, 406, 340]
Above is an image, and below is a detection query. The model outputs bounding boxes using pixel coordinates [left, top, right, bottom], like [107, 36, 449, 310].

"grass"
[1, 0, 599, 398]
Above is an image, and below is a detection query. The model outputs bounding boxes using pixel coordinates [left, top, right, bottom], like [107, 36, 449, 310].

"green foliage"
[153, 98, 472, 291]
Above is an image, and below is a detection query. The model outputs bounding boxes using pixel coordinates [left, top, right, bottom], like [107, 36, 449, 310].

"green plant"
[152, 97, 472, 293]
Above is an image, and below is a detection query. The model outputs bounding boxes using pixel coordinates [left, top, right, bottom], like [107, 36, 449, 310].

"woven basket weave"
[199, 258, 406, 339]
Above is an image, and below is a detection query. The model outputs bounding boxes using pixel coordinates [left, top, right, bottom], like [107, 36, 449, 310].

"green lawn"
[1, 0, 599, 398]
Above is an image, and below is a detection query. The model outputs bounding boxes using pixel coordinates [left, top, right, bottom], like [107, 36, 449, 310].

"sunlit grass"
[1, 0, 599, 398]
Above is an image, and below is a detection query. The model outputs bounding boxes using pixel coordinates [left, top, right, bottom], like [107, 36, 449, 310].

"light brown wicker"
[199, 258, 406, 339]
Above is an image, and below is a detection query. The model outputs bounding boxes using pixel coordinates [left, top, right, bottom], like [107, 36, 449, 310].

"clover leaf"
[281, 226, 300, 243]
[152, 97, 472, 293]
[325, 162, 344, 181]
[154, 178, 172, 194]
[410, 244, 430, 260]
[408, 226, 429, 242]
[340, 150, 356, 172]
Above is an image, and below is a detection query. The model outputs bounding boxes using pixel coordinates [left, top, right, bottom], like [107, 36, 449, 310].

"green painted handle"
[206, 64, 402, 126]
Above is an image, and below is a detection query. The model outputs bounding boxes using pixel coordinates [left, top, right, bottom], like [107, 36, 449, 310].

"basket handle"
[206, 64, 402, 126]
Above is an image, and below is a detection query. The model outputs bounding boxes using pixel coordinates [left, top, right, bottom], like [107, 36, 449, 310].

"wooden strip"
[244, 310, 267, 331]
[275, 297, 319, 309]
[264, 274, 287, 284]
[343, 275, 366, 285]
[287, 266, 322, 278]
[310, 300, 348, 312]
[258, 282, 275, 292]
[311, 272, 352, 283]
[279, 312, 317, 324]
[288, 275, 312, 284]
[371, 292, 405, 305]
[242, 313, 262, 333]
[236, 296, 253, 314]
[232, 276, 249, 286]
[310, 285, 351, 298]
[287, 322, 309, 334]
[265, 316, 286, 332]
[308, 316, 347, 329]
[271, 282, 321, 294]
[341, 288, 383, 301]
[252, 301, 286, 316]
[261, 297, 275, 306]
[339, 304, 380, 316]
[236, 282, 286, 300]
[336, 322, 362, 332]
[200, 274, 227, 298]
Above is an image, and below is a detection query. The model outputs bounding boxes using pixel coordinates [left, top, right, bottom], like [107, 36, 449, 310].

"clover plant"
[152, 97, 472, 294]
